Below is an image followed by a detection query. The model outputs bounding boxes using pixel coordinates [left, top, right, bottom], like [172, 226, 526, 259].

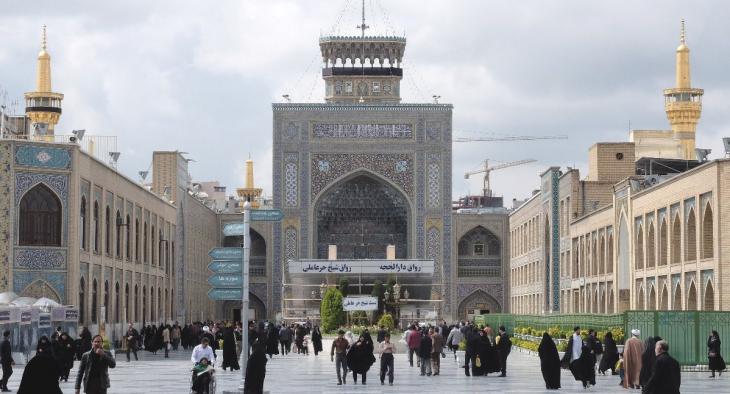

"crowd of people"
[0, 318, 723, 393]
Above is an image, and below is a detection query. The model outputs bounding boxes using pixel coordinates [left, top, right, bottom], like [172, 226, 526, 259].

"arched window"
[635, 225, 644, 269]
[659, 219, 668, 266]
[115, 282, 120, 322]
[142, 286, 147, 323]
[702, 204, 714, 259]
[607, 234, 614, 274]
[135, 219, 140, 262]
[157, 287, 161, 322]
[125, 284, 130, 321]
[646, 222, 655, 268]
[103, 280, 109, 322]
[134, 284, 139, 322]
[126, 214, 131, 260]
[91, 279, 98, 323]
[79, 277, 86, 323]
[115, 210, 122, 258]
[93, 201, 100, 253]
[79, 196, 89, 250]
[671, 214, 681, 264]
[151, 225, 156, 266]
[150, 286, 155, 322]
[164, 289, 168, 322]
[144, 222, 148, 263]
[105, 206, 111, 255]
[171, 289, 174, 320]
[19, 184, 62, 246]
[686, 209, 697, 261]
[158, 229, 164, 268]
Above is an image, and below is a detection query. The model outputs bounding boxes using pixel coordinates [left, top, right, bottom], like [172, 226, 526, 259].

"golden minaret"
[24, 25, 63, 134]
[236, 157, 263, 208]
[664, 20, 703, 160]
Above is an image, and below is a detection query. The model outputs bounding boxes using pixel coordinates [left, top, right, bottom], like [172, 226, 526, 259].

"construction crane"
[453, 134, 568, 143]
[465, 159, 537, 198]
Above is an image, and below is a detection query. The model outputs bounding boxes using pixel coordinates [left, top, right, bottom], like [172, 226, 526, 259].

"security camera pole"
[238, 201, 251, 391]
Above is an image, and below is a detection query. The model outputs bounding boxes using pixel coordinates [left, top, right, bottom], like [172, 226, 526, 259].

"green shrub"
[377, 313, 395, 331]
[320, 287, 346, 333]
[338, 279, 350, 297]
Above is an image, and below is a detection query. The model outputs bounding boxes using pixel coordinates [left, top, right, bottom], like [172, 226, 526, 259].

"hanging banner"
[20, 310, 32, 325]
[51, 307, 66, 321]
[39, 313, 51, 328]
[288, 259, 434, 275]
[343, 296, 379, 311]
[65, 308, 79, 322]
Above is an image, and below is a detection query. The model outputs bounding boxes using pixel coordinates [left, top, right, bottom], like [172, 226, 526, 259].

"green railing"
[473, 311, 730, 366]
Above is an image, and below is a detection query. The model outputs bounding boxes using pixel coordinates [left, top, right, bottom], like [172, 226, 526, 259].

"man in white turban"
[623, 329, 644, 389]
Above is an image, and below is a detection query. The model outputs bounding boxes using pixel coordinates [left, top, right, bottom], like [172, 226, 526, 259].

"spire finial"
[680, 19, 686, 45]
[357, 0, 369, 37]
[41, 24, 47, 51]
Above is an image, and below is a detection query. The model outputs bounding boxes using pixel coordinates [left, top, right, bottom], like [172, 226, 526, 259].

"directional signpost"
[207, 207, 282, 390]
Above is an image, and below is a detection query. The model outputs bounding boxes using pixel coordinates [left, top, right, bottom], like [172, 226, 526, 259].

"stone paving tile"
[4, 347, 729, 393]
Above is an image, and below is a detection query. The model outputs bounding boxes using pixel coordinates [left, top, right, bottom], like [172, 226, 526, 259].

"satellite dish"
[723, 137, 730, 157]
[695, 148, 711, 162]
[72, 129, 86, 141]
[109, 151, 121, 162]
[139, 171, 149, 181]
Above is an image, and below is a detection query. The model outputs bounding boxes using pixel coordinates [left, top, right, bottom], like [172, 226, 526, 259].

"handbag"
[475, 355, 481, 368]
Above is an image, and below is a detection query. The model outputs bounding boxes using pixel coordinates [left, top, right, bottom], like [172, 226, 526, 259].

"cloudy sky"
[2, 0, 729, 205]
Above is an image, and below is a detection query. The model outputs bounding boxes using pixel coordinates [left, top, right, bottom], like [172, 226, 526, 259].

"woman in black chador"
[265, 325, 279, 359]
[347, 332, 376, 384]
[312, 326, 323, 356]
[599, 331, 619, 375]
[244, 341, 268, 394]
[55, 332, 76, 382]
[577, 342, 596, 389]
[222, 326, 240, 371]
[639, 336, 661, 388]
[538, 332, 561, 390]
[17, 336, 62, 394]
[708, 330, 726, 378]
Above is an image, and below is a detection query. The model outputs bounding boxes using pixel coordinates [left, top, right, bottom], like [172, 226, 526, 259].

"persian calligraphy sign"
[312, 123, 413, 139]
[288, 260, 434, 275]
[343, 296, 379, 311]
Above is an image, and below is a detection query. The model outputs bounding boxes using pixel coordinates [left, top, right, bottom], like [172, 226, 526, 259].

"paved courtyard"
[4, 346, 729, 393]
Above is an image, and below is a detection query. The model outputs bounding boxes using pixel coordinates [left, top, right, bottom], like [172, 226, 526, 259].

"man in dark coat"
[244, 341, 267, 394]
[17, 336, 62, 394]
[0, 331, 13, 392]
[417, 330, 432, 376]
[125, 323, 140, 362]
[312, 326, 323, 356]
[538, 332, 561, 390]
[642, 340, 680, 394]
[496, 326, 511, 377]
[640, 336, 660, 388]
[75, 335, 116, 394]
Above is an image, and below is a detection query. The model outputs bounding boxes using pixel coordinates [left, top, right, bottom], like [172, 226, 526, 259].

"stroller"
[190, 358, 216, 394]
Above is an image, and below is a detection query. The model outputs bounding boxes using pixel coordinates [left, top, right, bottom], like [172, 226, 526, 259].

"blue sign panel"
[207, 274, 242, 287]
[250, 209, 283, 222]
[208, 288, 242, 300]
[208, 260, 242, 274]
[208, 247, 242, 260]
[223, 223, 245, 236]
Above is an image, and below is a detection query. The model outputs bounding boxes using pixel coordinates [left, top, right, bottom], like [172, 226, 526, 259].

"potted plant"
[455, 339, 467, 366]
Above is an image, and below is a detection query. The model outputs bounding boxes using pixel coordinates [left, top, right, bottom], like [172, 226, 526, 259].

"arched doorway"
[672, 283, 682, 310]
[636, 286, 645, 310]
[315, 173, 409, 259]
[607, 289, 614, 314]
[223, 293, 266, 322]
[703, 281, 714, 311]
[659, 285, 668, 310]
[458, 290, 501, 320]
[687, 281, 698, 311]
[19, 183, 62, 246]
[20, 280, 61, 302]
[648, 286, 656, 310]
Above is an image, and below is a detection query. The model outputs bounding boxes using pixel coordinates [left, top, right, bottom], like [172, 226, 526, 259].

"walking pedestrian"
[622, 328, 643, 389]
[279, 325, 292, 355]
[708, 330, 726, 378]
[222, 326, 240, 371]
[243, 341, 267, 394]
[0, 331, 13, 392]
[538, 332, 561, 390]
[265, 325, 279, 359]
[331, 330, 349, 385]
[464, 328, 479, 376]
[55, 332, 75, 382]
[430, 327, 444, 376]
[640, 336, 661, 389]
[418, 329, 432, 376]
[347, 332, 375, 385]
[312, 326, 323, 356]
[125, 323, 140, 362]
[377, 326, 387, 343]
[642, 340, 680, 394]
[379, 333, 396, 386]
[496, 325, 511, 377]
[162, 325, 171, 358]
[17, 336, 62, 394]
[406, 325, 420, 367]
[599, 331, 619, 375]
[172, 323, 181, 351]
[446, 324, 464, 361]
[78, 326, 92, 359]
[587, 329, 603, 374]
[75, 335, 116, 394]
[562, 326, 586, 387]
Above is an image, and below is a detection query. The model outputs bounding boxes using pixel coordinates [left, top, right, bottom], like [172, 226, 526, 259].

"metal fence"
[474, 311, 730, 366]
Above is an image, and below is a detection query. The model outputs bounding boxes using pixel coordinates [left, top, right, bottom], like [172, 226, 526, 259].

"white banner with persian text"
[288, 260, 434, 275]
[343, 296, 379, 311]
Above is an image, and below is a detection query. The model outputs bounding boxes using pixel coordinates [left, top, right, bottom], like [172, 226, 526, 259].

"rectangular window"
[345, 81, 353, 94]
[474, 244, 485, 256]
[372, 82, 381, 93]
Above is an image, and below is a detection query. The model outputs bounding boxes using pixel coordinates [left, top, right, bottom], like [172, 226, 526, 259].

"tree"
[371, 280, 384, 316]
[320, 287, 345, 333]
[377, 313, 395, 331]
[338, 278, 350, 297]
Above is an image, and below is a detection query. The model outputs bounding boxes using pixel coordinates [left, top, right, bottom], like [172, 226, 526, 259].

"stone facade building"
[509, 25, 727, 314]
